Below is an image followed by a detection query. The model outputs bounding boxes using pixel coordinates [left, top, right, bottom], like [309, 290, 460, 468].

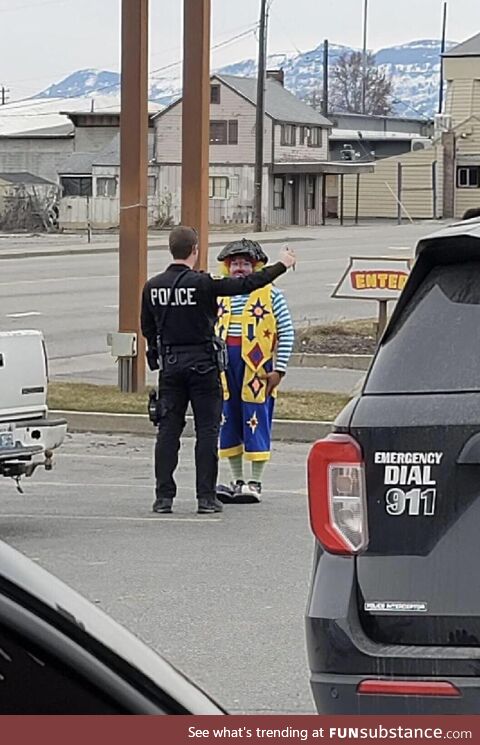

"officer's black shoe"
[197, 497, 223, 514]
[152, 498, 173, 514]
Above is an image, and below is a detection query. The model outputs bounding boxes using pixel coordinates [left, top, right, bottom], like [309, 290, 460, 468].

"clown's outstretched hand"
[279, 245, 296, 270]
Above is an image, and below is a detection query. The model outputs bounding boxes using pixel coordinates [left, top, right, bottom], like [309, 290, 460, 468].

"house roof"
[0, 123, 73, 139]
[57, 152, 96, 175]
[0, 171, 55, 185]
[215, 74, 331, 127]
[93, 133, 154, 167]
[154, 74, 331, 128]
[444, 32, 480, 57]
[58, 133, 154, 173]
[329, 129, 425, 141]
[93, 134, 120, 166]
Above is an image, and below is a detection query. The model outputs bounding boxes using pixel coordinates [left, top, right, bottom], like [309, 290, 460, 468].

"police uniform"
[140, 260, 288, 514]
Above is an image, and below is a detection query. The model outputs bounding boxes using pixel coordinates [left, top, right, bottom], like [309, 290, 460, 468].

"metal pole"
[182, 0, 211, 269]
[119, 0, 148, 393]
[86, 194, 92, 243]
[361, 0, 368, 114]
[322, 39, 329, 118]
[377, 300, 388, 343]
[432, 160, 437, 219]
[438, 2, 448, 114]
[340, 173, 344, 225]
[321, 173, 326, 226]
[355, 173, 360, 225]
[397, 161, 402, 224]
[254, 0, 268, 232]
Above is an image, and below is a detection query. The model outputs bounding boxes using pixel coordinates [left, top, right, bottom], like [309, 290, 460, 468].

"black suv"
[306, 219, 480, 714]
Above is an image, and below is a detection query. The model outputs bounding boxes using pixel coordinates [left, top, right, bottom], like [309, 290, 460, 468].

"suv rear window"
[365, 262, 480, 394]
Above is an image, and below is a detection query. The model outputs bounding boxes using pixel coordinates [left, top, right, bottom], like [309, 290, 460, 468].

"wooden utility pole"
[254, 0, 268, 232]
[361, 0, 368, 114]
[181, 0, 211, 270]
[438, 2, 448, 114]
[442, 130, 456, 218]
[118, 0, 149, 392]
[322, 39, 329, 118]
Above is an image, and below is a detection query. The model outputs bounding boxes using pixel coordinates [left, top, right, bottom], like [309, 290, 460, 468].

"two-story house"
[154, 71, 332, 227]
[442, 32, 480, 217]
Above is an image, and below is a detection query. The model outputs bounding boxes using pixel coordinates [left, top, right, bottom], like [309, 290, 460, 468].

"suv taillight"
[307, 434, 368, 555]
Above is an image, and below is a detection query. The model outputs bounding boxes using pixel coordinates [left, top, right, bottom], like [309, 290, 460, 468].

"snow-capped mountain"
[36, 69, 122, 100]
[33, 39, 457, 119]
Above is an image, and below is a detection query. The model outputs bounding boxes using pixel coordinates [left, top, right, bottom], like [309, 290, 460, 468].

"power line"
[150, 26, 258, 79]
[268, 7, 302, 56]
[392, 97, 431, 122]
[1, 24, 259, 115]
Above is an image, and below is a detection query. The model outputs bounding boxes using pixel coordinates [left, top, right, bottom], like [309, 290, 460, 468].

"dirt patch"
[294, 318, 379, 355]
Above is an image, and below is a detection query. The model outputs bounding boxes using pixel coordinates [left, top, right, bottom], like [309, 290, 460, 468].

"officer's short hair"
[169, 226, 198, 259]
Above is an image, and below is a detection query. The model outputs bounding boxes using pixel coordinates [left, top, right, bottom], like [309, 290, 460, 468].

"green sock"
[251, 460, 267, 484]
[228, 454, 244, 482]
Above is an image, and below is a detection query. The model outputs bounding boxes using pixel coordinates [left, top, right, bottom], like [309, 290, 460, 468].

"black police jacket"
[141, 261, 287, 348]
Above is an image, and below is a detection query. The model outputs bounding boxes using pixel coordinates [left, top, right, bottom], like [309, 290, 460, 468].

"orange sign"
[350, 271, 409, 292]
[332, 256, 412, 301]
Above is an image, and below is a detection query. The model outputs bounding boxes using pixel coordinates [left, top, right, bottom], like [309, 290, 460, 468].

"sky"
[1, 0, 480, 100]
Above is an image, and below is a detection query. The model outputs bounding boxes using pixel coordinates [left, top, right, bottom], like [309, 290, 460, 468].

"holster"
[148, 388, 159, 426]
[212, 336, 229, 373]
[146, 347, 160, 372]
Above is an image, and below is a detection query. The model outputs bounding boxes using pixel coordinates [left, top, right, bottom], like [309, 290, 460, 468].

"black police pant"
[155, 351, 223, 503]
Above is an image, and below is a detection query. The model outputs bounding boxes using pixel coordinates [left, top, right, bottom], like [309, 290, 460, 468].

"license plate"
[0, 432, 14, 449]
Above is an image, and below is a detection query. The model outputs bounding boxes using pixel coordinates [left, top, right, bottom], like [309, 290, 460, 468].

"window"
[209, 120, 238, 145]
[60, 176, 92, 197]
[210, 84, 221, 104]
[306, 175, 316, 210]
[210, 121, 227, 145]
[299, 126, 306, 146]
[209, 176, 229, 199]
[273, 176, 285, 210]
[96, 177, 117, 197]
[457, 166, 480, 188]
[228, 120, 238, 145]
[148, 175, 157, 196]
[365, 263, 480, 394]
[229, 175, 240, 196]
[280, 124, 296, 146]
[308, 127, 322, 148]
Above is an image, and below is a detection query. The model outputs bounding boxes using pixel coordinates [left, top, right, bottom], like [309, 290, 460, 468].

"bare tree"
[330, 51, 393, 115]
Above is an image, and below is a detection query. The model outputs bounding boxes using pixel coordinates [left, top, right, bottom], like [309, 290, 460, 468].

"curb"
[51, 409, 332, 443]
[0, 235, 314, 262]
[290, 353, 372, 370]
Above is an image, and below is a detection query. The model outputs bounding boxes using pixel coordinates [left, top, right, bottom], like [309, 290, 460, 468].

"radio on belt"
[107, 332, 138, 358]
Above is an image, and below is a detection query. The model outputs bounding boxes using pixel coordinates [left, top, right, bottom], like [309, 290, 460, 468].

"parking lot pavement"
[0, 431, 315, 714]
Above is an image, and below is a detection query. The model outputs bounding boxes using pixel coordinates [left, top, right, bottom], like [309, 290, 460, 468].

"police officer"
[141, 226, 297, 515]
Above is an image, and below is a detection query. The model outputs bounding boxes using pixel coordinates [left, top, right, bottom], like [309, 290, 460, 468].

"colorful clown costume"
[216, 284, 294, 461]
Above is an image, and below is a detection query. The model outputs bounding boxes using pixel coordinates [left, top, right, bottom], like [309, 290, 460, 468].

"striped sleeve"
[272, 287, 294, 373]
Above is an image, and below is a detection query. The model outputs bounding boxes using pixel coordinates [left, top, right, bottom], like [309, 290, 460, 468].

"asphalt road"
[0, 432, 314, 714]
[0, 222, 433, 386]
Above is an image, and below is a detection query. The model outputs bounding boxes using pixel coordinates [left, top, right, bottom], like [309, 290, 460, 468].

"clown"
[215, 239, 294, 503]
